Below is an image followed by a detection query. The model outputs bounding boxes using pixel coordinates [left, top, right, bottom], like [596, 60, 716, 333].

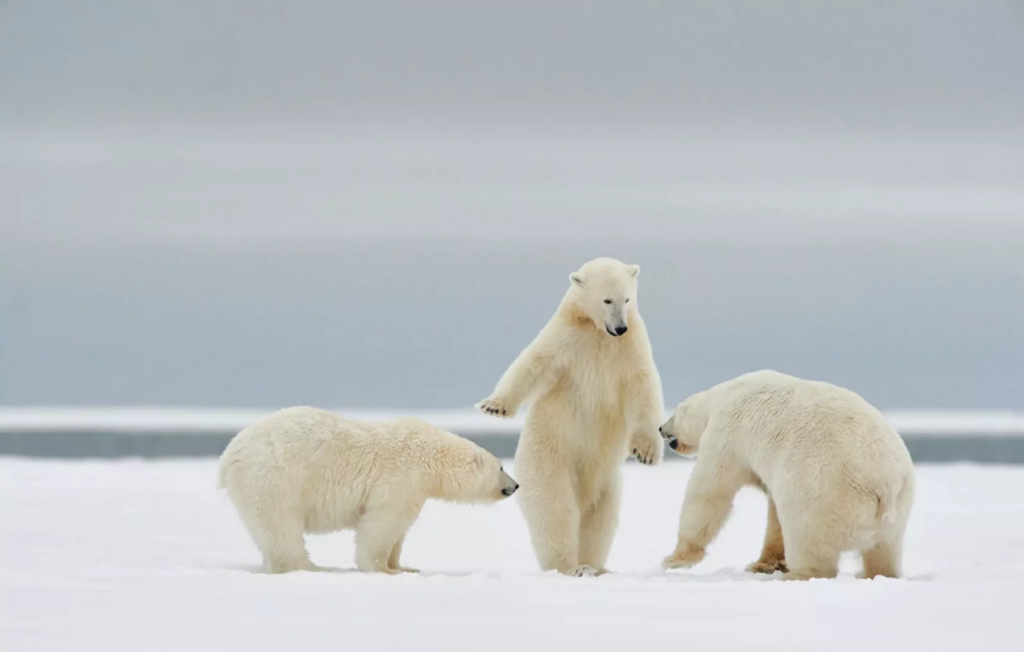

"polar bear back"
[720, 370, 913, 487]
[220, 408, 414, 531]
[218, 407, 493, 535]
[703, 371, 912, 497]
[221, 407, 419, 484]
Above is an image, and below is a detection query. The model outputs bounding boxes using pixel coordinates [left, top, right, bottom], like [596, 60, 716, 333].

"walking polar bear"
[219, 407, 518, 574]
[477, 257, 665, 577]
[659, 370, 915, 580]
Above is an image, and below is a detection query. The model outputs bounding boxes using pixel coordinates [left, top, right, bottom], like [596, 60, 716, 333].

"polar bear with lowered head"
[477, 257, 664, 577]
[659, 370, 915, 580]
[219, 407, 518, 574]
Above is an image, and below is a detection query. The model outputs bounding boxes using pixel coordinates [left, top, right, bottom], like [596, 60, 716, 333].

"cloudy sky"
[2, 1, 1022, 410]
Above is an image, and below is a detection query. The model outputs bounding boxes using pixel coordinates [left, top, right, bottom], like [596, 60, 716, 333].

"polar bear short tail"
[874, 478, 905, 524]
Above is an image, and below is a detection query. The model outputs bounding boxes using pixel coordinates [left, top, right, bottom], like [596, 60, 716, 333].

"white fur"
[477, 257, 664, 576]
[659, 370, 915, 580]
[218, 407, 517, 574]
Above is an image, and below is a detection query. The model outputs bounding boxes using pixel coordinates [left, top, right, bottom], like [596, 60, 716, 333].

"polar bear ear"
[569, 272, 585, 287]
[474, 451, 486, 469]
[628, 264, 640, 278]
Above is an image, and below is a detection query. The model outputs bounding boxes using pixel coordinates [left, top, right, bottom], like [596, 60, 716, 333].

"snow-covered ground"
[2, 459, 1023, 651]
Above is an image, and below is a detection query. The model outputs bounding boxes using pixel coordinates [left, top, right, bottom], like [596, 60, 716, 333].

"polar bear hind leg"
[777, 513, 841, 581]
[780, 542, 840, 581]
[746, 496, 788, 574]
[860, 474, 912, 579]
[859, 537, 902, 579]
[518, 472, 596, 576]
[249, 514, 315, 574]
[577, 474, 621, 574]
[860, 507, 908, 579]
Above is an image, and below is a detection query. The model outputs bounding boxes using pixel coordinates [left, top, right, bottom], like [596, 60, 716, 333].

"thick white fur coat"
[660, 370, 915, 580]
[219, 407, 516, 574]
[478, 257, 664, 576]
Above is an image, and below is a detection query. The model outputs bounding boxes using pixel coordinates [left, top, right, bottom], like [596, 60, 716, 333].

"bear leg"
[387, 535, 419, 573]
[859, 533, 903, 579]
[861, 480, 911, 579]
[780, 542, 840, 581]
[252, 516, 314, 574]
[577, 474, 622, 573]
[355, 506, 420, 574]
[774, 498, 842, 580]
[662, 454, 744, 570]
[746, 496, 787, 574]
[517, 475, 588, 576]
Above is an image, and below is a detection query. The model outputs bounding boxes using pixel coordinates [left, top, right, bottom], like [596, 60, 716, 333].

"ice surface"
[2, 459, 1023, 651]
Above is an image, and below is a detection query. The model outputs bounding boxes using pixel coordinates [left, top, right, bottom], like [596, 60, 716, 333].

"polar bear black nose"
[614, 325, 628, 336]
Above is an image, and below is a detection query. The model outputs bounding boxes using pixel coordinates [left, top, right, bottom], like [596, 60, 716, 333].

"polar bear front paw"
[476, 398, 515, 419]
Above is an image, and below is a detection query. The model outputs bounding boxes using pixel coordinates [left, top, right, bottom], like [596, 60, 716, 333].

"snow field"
[1, 459, 1023, 651]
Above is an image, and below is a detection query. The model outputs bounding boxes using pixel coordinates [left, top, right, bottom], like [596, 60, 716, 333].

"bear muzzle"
[659, 425, 678, 449]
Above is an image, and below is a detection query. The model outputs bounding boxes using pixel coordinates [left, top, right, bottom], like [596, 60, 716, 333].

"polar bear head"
[437, 441, 519, 504]
[659, 391, 710, 457]
[567, 257, 641, 337]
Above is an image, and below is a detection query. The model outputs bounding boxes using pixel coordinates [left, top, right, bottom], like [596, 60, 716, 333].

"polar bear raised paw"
[476, 398, 515, 419]
[630, 431, 662, 465]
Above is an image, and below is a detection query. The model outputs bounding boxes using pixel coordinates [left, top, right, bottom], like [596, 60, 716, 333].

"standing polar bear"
[219, 407, 518, 574]
[477, 257, 665, 577]
[659, 370, 915, 580]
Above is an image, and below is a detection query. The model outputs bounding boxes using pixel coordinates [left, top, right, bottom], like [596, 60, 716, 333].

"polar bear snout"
[660, 427, 680, 450]
[658, 418, 674, 439]
[603, 311, 630, 338]
[660, 417, 695, 456]
[499, 467, 519, 497]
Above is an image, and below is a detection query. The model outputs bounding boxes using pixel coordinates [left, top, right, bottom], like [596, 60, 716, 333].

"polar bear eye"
[625, 298, 630, 303]
[603, 299, 612, 304]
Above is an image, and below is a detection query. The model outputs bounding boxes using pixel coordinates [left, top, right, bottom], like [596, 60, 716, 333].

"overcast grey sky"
[2, 1, 1022, 409]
